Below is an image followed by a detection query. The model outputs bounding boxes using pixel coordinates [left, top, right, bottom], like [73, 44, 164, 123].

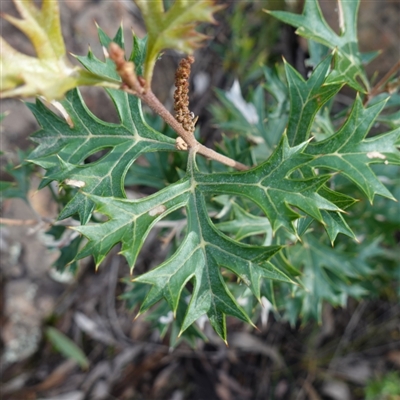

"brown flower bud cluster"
[174, 56, 196, 134]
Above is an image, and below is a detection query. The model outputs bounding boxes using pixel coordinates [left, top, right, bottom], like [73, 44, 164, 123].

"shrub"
[1, 0, 399, 345]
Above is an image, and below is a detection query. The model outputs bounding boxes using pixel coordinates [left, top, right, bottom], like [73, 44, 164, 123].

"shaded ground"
[1, 1, 399, 399]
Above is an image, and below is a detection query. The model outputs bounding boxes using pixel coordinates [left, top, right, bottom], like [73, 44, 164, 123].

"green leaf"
[214, 135, 255, 169]
[261, 65, 289, 149]
[130, 33, 148, 77]
[212, 81, 282, 153]
[365, 372, 400, 400]
[213, 87, 259, 137]
[125, 157, 169, 190]
[285, 54, 343, 146]
[359, 50, 381, 65]
[0, 112, 8, 123]
[267, 0, 369, 92]
[306, 96, 400, 202]
[74, 154, 293, 342]
[210, 68, 289, 155]
[296, 185, 357, 242]
[74, 24, 126, 82]
[197, 135, 342, 234]
[0, 0, 119, 100]
[320, 210, 356, 243]
[378, 110, 400, 130]
[74, 179, 191, 268]
[312, 105, 336, 140]
[45, 327, 89, 369]
[122, 281, 207, 348]
[342, 165, 400, 245]
[27, 87, 175, 224]
[0, 149, 35, 202]
[0, 181, 13, 192]
[306, 40, 330, 68]
[134, 0, 223, 85]
[286, 234, 370, 322]
[25, 26, 176, 223]
[216, 202, 272, 242]
[22, 23, 182, 275]
[146, 288, 209, 348]
[53, 235, 83, 274]
[134, 189, 286, 342]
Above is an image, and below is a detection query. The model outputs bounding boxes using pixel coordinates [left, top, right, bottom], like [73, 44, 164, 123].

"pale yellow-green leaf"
[0, 0, 119, 100]
[134, 0, 223, 86]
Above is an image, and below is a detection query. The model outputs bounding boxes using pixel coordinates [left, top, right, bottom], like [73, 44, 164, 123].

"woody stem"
[140, 90, 249, 171]
[109, 43, 249, 171]
[364, 60, 400, 105]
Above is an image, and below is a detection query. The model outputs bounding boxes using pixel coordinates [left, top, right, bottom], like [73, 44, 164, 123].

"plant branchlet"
[109, 42, 248, 171]
[109, 42, 143, 94]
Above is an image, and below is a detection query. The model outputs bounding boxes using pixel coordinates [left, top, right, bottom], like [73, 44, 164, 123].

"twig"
[0, 217, 79, 227]
[108, 43, 249, 171]
[364, 60, 400, 105]
[0, 217, 39, 226]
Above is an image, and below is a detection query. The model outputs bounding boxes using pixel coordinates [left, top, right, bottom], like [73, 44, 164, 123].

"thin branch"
[0, 217, 39, 226]
[108, 43, 249, 171]
[140, 90, 250, 170]
[364, 60, 400, 105]
[0, 217, 79, 227]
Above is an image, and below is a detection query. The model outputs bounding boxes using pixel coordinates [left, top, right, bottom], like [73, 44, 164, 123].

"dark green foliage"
[3, 0, 399, 343]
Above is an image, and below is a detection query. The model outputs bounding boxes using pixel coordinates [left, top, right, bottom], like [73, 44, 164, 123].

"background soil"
[1, 1, 399, 399]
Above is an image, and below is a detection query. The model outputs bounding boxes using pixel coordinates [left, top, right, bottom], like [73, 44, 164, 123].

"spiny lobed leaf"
[296, 185, 358, 244]
[24, 21, 400, 341]
[70, 132, 366, 341]
[134, 0, 223, 85]
[285, 54, 343, 146]
[74, 154, 293, 341]
[267, 0, 369, 92]
[297, 95, 400, 240]
[215, 201, 272, 242]
[134, 190, 287, 341]
[27, 27, 175, 224]
[196, 135, 342, 235]
[27, 88, 175, 224]
[122, 281, 208, 348]
[0, 0, 118, 100]
[0, 149, 35, 202]
[306, 96, 400, 202]
[282, 233, 374, 324]
[211, 54, 399, 241]
[74, 179, 191, 268]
